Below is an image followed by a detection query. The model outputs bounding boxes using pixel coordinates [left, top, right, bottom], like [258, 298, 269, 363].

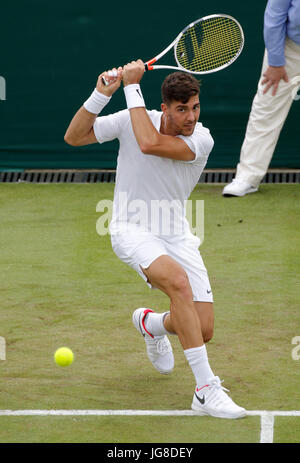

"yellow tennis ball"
[54, 347, 74, 367]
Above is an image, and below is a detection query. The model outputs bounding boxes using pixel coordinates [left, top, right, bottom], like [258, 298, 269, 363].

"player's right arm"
[64, 68, 122, 146]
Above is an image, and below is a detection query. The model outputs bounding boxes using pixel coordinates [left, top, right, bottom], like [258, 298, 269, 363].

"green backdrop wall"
[0, 0, 299, 170]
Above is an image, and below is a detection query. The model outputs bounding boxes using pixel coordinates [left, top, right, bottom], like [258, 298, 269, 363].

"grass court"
[0, 182, 299, 443]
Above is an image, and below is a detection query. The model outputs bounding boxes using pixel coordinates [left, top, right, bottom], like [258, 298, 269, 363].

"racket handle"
[101, 70, 118, 86]
[145, 58, 156, 71]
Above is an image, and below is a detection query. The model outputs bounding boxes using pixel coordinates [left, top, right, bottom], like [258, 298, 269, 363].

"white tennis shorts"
[110, 223, 213, 302]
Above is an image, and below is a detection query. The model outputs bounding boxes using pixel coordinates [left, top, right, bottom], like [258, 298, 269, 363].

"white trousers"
[235, 38, 300, 187]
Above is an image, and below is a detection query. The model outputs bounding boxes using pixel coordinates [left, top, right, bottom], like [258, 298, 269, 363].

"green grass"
[0, 183, 299, 443]
[0, 416, 260, 443]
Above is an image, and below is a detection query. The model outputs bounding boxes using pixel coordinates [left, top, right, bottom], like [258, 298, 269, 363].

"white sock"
[144, 311, 171, 336]
[184, 345, 215, 388]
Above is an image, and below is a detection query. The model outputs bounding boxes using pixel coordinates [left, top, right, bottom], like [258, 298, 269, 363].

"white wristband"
[124, 84, 146, 109]
[83, 88, 111, 114]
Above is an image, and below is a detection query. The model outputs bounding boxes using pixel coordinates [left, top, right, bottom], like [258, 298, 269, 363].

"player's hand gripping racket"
[102, 14, 244, 85]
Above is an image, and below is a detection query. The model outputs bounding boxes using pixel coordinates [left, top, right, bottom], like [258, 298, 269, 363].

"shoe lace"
[206, 377, 235, 406]
[210, 377, 229, 393]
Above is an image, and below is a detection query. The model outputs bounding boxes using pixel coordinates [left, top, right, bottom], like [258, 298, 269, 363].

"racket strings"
[176, 16, 243, 72]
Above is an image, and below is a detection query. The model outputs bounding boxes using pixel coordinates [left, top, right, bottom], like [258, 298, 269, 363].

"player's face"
[161, 95, 200, 136]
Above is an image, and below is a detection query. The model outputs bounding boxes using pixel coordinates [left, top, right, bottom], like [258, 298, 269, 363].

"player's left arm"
[122, 60, 195, 162]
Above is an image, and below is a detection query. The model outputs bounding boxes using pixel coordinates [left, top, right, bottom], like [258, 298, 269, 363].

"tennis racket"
[145, 14, 244, 74]
[102, 14, 244, 84]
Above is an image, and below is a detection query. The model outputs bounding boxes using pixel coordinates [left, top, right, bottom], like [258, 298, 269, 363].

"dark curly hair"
[161, 72, 201, 105]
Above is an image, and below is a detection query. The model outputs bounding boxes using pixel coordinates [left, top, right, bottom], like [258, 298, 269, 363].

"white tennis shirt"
[93, 109, 214, 240]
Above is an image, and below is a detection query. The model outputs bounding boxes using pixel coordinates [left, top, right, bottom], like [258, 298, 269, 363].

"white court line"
[260, 413, 275, 443]
[249, 410, 300, 443]
[0, 410, 198, 416]
[0, 409, 299, 416]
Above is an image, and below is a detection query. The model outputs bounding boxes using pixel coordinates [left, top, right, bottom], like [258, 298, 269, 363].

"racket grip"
[101, 70, 118, 86]
[145, 58, 156, 72]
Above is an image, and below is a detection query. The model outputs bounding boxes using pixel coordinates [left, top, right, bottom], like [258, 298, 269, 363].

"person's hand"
[261, 65, 289, 96]
[96, 67, 123, 97]
[122, 60, 145, 87]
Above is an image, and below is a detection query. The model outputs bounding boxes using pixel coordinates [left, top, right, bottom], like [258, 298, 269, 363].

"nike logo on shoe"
[195, 384, 209, 405]
[195, 392, 205, 405]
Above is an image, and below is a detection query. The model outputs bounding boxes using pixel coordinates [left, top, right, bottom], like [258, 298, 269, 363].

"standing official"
[223, 0, 300, 197]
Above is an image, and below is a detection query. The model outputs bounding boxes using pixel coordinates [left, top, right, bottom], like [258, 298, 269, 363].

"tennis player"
[64, 61, 246, 419]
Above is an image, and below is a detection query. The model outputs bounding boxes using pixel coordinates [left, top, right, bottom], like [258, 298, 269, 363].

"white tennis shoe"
[132, 308, 174, 375]
[222, 179, 258, 197]
[192, 376, 246, 419]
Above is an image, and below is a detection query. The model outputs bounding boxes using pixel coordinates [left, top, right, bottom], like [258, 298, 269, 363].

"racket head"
[174, 14, 244, 74]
